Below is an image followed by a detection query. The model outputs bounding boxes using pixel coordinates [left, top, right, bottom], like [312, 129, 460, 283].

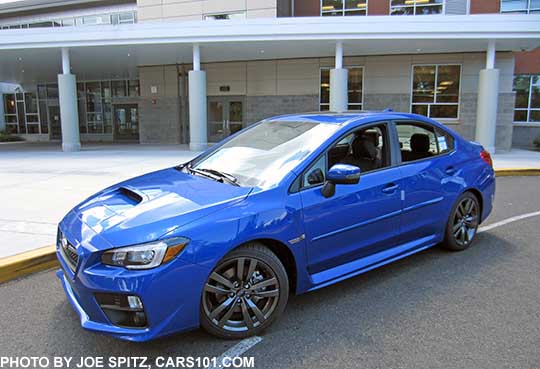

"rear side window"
[435, 128, 455, 154]
[396, 121, 454, 163]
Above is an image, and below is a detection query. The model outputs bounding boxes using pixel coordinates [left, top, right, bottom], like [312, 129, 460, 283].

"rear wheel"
[200, 243, 289, 339]
[442, 192, 480, 251]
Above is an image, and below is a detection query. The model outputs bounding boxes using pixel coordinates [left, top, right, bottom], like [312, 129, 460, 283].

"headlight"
[101, 237, 189, 270]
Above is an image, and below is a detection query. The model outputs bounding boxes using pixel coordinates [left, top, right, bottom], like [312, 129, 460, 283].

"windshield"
[192, 120, 341, 188]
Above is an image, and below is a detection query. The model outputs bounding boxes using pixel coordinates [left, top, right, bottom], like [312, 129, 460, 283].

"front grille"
[61, 239, 79, 272]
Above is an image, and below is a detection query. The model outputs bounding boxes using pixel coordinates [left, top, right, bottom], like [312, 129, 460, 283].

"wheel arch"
[462, 187, 484, 221]
[225, 238, 298, 295]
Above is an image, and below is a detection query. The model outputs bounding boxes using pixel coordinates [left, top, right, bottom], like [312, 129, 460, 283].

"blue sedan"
[56, 112, 495, 341]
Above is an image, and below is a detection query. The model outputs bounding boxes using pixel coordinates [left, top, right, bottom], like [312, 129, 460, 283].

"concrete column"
[330, 41, 348, 112]
[474, 40, 499, 153]
[0, 92, 5, 132]
[188, 44, 207, 151]
[58, 48, 80, 152]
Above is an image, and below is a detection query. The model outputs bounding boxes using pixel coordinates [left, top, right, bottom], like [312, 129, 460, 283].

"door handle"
[445, 166, 456, 175]
[382, 183, 399, 194]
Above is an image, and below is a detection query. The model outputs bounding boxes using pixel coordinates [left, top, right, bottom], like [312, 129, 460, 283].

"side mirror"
[321, 164, 361, 198]
[307, 168, 325, 185]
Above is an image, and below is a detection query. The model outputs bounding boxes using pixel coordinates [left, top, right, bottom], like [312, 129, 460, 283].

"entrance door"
[49, 106, 61, 140]
[114, 104, 139, 142]
[207, 97, 245, 143]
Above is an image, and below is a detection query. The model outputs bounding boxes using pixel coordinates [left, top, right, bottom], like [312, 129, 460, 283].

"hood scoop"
[118, 186, 144, 205]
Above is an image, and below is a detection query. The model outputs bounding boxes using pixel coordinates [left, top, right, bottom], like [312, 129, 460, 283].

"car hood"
[64, 167, 252, 249]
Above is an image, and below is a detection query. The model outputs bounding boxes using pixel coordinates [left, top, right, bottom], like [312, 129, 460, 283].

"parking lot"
[1, 176, 539, 369]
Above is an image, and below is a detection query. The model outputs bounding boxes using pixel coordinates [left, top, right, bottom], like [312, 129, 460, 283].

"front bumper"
[56, 247, 210, 342]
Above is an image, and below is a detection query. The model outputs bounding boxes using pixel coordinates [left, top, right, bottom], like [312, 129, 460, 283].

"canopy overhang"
[0, 14, 539, 84]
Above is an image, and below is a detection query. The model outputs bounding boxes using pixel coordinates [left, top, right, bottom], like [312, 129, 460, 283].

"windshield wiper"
[185, 166, 239, 186]
[198, 168, 239, 186]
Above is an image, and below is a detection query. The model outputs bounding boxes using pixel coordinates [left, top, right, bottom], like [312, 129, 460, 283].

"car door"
[395, 120, 461, 246]
[299, 122, 403, 275]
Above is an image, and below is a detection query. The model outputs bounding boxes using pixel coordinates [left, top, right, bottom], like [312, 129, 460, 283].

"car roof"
[267, 111, 432, 126]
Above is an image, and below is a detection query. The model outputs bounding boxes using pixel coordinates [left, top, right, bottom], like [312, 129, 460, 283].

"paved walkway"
[0, 143, 198, 258]
[0, 143, 538, 258]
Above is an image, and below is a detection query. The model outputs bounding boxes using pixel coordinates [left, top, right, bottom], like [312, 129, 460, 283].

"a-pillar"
[188, 43, 208, 151]
[58, 47, 80, 152]
[474, 40, 499, 153]
[330, 41, 348, 112]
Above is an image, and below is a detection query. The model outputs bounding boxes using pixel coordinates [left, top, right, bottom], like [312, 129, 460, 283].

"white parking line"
[478, 210, 540, 233]
[206, 336, 262, 369]
[204, 211, 540, 367]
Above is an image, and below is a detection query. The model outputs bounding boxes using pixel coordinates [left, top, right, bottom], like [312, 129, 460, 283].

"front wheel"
[442, 192, 480, 251]
[200, 244, 289, 339]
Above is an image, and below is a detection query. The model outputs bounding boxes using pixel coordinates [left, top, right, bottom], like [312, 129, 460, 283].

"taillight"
[480, 149, 493, 168]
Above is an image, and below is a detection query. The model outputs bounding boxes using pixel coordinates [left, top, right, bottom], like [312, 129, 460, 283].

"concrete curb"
[0, 246, 57, 284]
[0, 167, 539, 284]
[494, 168, 540, 177]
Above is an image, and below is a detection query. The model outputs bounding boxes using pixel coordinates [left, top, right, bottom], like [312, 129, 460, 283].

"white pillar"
[330, 41, 348, 112]
[0, 92, 5, 132]
[58, 47, 81, 152]
[188, 44, 207, 151]
[474, 40, 499, 154]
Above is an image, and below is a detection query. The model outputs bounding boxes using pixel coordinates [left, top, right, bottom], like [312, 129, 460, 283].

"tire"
[442, 192, 480, 251]
[200, 243, 289, 339]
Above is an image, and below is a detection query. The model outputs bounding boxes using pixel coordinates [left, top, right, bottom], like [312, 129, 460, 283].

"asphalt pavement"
[1, 176, 539, 369]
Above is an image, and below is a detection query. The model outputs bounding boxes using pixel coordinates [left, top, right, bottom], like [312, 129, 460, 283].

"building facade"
[0, 0, 539, 151]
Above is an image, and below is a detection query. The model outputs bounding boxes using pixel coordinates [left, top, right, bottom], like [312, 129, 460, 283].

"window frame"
[410, 63, 462, 120]
[319, 66, 364, 111]
[394, 120, 457, 165]
[512, 74, 540, 123]
[297, 121, 394, 192]
[389, 0, 445, 15]
[500, 0, 540, 14]
[320, 0, 369, 16]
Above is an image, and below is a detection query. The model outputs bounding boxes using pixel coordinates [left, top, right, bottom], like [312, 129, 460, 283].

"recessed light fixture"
[21, 69, 25, 73]
[127, 53, 131, 57]
[17, 57, 22, 61]
[260, 49, 265, 53]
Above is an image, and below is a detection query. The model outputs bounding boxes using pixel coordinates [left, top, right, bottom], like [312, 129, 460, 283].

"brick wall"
[470, 0, 500, 14]
[368, 0, 389, 15]
[514, 48, 540, 74]
[294, 0, 319, 16]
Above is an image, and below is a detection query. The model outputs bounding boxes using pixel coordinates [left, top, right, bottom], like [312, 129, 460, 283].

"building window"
[321, 0, 368, 16]
[513, 75, 540, 122]
[320, 67, 363, 111]
[501, 0, 540, 13]
[390, 0, 444, 15]
[204, 12, 246, 20]
[2, 92, 45, 134]
[0, 10, 137, 29]
[411, 64, 461, 119]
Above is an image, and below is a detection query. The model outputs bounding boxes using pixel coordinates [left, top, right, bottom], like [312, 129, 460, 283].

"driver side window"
[301, 123, 390, 189]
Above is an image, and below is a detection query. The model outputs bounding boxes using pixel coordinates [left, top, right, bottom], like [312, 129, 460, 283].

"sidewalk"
[0, 143, 198, 258]
[492, 148, 540, 170]
[0, 143, 539, 259]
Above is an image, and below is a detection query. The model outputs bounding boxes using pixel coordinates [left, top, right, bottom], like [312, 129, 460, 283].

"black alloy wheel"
[200, 244, 289, 339]
[443, 192, 480, 251]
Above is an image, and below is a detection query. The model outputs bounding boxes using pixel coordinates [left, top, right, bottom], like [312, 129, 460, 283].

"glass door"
[114, 104, 139, 142]
[48, 106, 61, 140]
[207, 97, 245, 143]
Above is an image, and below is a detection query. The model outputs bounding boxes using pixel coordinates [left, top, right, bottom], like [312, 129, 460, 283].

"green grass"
[0, 131, 24, 142]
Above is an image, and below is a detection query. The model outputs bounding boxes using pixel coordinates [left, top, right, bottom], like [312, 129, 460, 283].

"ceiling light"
[260, 49, 265, 53]
[127, 53, 131, 57]
[17, 57, 22, 61]
[321, 5, 335, 10]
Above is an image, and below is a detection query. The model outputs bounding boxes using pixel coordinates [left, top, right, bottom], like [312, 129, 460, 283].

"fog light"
[133, 312, 147, 327]
[127, 295, 143, 310]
